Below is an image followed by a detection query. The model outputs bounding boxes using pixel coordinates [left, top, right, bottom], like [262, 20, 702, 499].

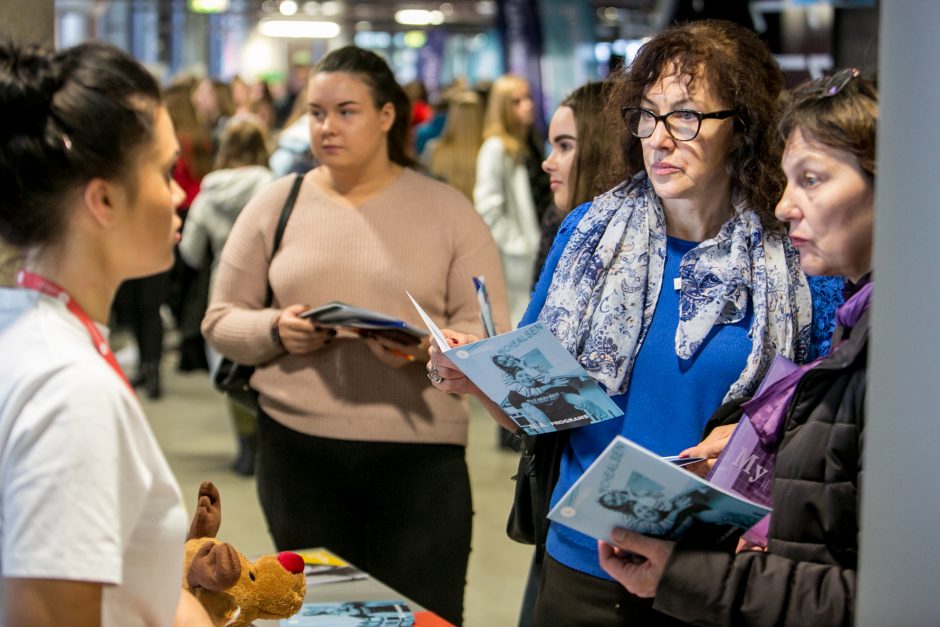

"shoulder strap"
[263, 173, 303, 308]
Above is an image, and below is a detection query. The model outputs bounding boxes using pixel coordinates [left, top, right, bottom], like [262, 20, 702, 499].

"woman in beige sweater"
[202, 46, 508, 626]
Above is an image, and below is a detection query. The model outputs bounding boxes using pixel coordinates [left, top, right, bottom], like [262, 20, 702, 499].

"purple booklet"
[707, 355, 801, 546]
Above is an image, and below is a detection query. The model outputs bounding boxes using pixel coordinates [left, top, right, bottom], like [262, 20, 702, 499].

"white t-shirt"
[0, 289, 187, 626]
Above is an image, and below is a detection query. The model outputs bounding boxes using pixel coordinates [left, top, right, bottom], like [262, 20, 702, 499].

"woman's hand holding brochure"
[678, 423, 737, 478]
[598, 531, 675, 598]
[427, 329, 481, 395]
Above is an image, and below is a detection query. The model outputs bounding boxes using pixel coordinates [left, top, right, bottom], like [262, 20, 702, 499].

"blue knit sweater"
[519, 202, 845, 579]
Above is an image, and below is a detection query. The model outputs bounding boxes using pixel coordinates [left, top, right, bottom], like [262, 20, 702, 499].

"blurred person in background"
[165, 82, 215, 374]
[474, 74, 545, 326]
[426, 90, 484, 200]
[230, 75, 252, 117]
[178, 117, 274, 476]
[413, 83, 454, 157]
[202, 46, 509, 625]
[249, 79, 278, 132]
[114, 83, 212, 400]
[111, 79, 213, 398]
[403, 79, 431, 128]
[269, 84, 317, 178]
[192, 77, 234, 152]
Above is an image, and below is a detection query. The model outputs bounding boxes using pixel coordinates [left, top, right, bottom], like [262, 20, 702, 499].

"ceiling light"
[395, 9, 444, 26]
[279, 0, 298, 16]
[189, 0, 230, 13]
[259, 18, 340, 38]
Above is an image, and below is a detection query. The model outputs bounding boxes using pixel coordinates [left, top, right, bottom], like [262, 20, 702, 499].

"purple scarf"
[743, 281, 873, 446]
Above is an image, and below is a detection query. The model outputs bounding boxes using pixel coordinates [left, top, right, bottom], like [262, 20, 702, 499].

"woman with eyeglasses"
[427, 20, 843, 626]
[597, 68, 876, 627]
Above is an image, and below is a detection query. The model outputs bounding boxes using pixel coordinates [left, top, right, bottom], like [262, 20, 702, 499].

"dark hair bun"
[0, 40, 161, 248]
[0, 43, 59, 138]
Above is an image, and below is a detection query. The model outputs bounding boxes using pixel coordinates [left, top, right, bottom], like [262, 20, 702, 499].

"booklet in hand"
[409, 293, 622, 436]
[301, 301, 427, 346]
[548, 436, 771, 543]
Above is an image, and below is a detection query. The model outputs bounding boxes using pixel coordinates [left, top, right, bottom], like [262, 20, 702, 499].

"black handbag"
[212, 174, 303, 412]
[506, 429, 569, 546]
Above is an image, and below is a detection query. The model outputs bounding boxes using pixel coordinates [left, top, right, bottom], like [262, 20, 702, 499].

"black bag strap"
[263, 173, 303, 308]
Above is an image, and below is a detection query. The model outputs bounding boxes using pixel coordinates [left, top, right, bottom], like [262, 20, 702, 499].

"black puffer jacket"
[652, 305, 869, 626]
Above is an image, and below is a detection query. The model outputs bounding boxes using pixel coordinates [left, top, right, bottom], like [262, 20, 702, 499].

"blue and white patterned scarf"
[539, 172, 812, 402]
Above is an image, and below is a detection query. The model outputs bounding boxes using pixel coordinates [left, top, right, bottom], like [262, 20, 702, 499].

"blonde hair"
[428, 91, 484, 200]
[483, 75, 531, 160]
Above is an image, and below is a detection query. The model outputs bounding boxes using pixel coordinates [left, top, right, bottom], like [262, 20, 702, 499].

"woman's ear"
[380, 102, 396, 133]
[81, 178, 121, 228]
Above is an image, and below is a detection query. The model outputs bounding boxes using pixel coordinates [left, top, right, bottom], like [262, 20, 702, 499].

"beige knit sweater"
[203, 169, 510, 446]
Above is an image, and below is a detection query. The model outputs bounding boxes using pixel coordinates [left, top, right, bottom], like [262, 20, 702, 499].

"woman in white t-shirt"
[0, 42, 212, 626]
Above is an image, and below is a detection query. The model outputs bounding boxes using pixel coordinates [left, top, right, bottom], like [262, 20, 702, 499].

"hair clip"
[822, 68, 860, 98]
[62, 133, 73, 151]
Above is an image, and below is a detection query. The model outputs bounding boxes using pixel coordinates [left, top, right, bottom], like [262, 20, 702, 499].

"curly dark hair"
[606, 20, 786, 230]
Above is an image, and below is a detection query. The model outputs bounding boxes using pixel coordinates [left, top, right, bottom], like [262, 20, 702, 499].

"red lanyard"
[16, 269, 133, 391]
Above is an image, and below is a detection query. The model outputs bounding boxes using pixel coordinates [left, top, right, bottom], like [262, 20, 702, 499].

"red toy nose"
[277, 551, 305, 574]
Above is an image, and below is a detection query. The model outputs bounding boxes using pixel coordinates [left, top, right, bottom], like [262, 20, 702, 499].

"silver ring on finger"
[427, 368, 444, 384]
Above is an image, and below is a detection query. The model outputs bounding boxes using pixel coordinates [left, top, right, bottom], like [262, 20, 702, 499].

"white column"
[857, 1, 940, 623]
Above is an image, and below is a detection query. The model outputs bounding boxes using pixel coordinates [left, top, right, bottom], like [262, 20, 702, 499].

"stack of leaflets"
[409, 294, 623, 436]
[296, 548, 368, 586]
[282, 600, 414, 626]
[302, 302, 427, 345]
[548, 436, 771, 543]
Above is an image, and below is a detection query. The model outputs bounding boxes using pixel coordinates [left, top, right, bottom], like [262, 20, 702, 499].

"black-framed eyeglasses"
[817, 67, 861, 98]
[621, 106, 738, 141]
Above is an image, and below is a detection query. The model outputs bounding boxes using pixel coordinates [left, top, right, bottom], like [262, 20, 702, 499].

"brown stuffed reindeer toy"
[183, 481, 306, 626]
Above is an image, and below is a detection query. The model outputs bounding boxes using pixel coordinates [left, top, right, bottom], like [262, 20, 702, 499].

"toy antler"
[187, 540, 243, 592]
[188, 481, 222, 540]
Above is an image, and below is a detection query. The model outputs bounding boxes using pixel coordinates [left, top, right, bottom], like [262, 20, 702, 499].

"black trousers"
[533, 554, 691, 627]
[256, 410, 472, 626]
[113, 272, 167, 364]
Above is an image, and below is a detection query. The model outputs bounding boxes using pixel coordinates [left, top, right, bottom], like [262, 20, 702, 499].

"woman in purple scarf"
[598, 69, 877, 626]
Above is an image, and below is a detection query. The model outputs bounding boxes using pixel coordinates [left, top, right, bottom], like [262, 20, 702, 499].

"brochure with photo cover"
[548, 435, 771, 542]
[281, 600, 414, 626]
[301, 301, 427, 345]
[409, 293, 622, 435]
[295, 548, 368, 586]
